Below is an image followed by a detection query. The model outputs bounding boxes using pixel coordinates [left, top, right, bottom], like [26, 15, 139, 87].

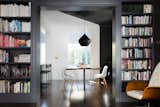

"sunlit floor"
[40, 80, 160, 107]
[41, 80, 113, 107]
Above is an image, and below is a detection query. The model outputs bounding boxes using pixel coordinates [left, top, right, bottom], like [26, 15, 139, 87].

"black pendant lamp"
[79, 33, 91, 46]
[79, 14, 91, 46]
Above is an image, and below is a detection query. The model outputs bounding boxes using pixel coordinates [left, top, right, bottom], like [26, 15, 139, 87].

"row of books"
[121, 71, 151, 81]
[122, 4, 152, 13]
[0, 3, 31, 17]
[0, 34, 31, 48]
[0, 50, 9, 63]
[14, 54, 30, 63]
[0, 65, 31, 78]
[121, 60, 152, 69]
[0, 65, 9, 77]
[0, 19, 31, 32]
[121, 26, 152, 36]
[0, 81, 30, 93]
[122, 38, 153, 47]
[121, 15, 152, 25]
[121, 48, 151, 58]
[11, 66, 31, 78]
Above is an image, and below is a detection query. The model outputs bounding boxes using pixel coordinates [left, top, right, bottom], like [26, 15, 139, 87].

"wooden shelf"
[0, 0, 31, 4]
[0, 77, 30, 80]
[0, 47, 30, 50]
[0, 17, 31, 21]
[0, 32, 30, 35]
[122, 58, 152, 60]
[122, 46, 152, 49]
[0, 63, 30, 65]
[122, 35, 152, 38]
[122, 12, 152, 16]
[121, 69, 152, 71]
[122, 24, 152, 27]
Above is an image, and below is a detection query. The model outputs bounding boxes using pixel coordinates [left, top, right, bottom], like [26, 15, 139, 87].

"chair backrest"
[148, 62, 160, 87]
[101, 65, 108, 77]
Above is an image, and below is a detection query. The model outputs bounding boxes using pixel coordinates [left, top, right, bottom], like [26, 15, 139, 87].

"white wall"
[41, 10, 100, 80]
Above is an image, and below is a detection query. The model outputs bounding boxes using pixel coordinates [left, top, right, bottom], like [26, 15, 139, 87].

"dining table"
[65, 66, 100, 92]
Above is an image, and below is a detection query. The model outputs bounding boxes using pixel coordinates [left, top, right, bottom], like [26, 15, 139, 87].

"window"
[68, 43, 91, 66]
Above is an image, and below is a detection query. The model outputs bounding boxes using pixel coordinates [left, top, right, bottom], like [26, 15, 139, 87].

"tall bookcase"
[121, 2, 153, 92]
[0, 0, 31, 94]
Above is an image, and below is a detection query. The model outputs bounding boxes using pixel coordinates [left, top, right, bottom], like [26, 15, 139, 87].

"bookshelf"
[0, 1, 31, 94]
[121, 2, 153, 90]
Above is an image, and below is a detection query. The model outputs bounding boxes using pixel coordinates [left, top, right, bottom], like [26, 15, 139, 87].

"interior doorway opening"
[40, 6, 114, 107]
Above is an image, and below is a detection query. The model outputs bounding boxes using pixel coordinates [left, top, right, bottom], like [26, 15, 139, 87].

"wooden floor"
[41, 80, 113, 107]
[0, 80, 159, 107]
[40, 80, 159, 107]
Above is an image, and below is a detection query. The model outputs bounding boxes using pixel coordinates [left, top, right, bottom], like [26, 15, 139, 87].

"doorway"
[40, 6, 114, 107]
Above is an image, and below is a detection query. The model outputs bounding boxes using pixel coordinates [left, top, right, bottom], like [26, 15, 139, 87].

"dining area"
[40, 9, 112, 107]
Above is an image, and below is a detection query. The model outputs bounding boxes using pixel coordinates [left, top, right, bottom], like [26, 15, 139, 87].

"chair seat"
[94, 74, 104, 79]
[127, 90, 144, 100]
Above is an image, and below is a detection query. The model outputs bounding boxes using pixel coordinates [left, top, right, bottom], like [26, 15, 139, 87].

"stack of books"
[0, 19, 31, 32]
[122, 26, 153, 36]
[122, 70, 151, 80]
[122, 38, 152, 47]
[0, 3, 31, 17]
[122, 15, 152, 25]
[121, 60, 152, 69]
[11, 66, 31, 78]
[0, 81, 30, 93]
[0, 49, 9, 63]
[121, 48, 151, 58]
[0, 34, 30, 48]
[14, 54, 30, 63]
[122, 4, 152, 13]
[0, 65, 10, 77]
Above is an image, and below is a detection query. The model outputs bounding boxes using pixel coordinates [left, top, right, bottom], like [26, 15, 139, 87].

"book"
[0, 34, 30, 48]
[0, 3, 31, 17]
[144, 4, 152, 13]
[122, 70, 151, 81]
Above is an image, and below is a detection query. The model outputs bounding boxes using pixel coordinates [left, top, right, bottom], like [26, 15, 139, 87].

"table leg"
[83, 68, 85, 92]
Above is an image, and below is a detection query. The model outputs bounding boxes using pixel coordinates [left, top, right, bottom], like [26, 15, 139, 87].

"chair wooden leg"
[103, 78, 107, 88]
[69, 80, 74, 99]
[95, 79, 99, 87]
[62, 80, 67, 92]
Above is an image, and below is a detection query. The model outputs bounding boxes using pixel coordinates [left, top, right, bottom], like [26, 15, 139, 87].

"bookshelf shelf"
[121, 69, 152, 71]
[122, 58, 152, 60]
[0, 1, 31, 96]
[122, 12, 152, 16]
[0, 32, 31, 35]
[0, 77, 30, 80]
[122, 35, 152, 38]
[122, 46, 152, 49]
[121, 2, 153, 92]
[0, 17, 31, 21]
[122, 24, 152, 27]
[0, 47, 31, 50]
[0, 63, 30, 65]
[1, 0, 31, 4]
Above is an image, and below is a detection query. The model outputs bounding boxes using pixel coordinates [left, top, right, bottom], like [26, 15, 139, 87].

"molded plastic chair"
[94, 65, 108, 88]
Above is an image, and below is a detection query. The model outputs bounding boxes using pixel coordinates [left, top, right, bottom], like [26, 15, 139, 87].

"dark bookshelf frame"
[0, 0, 39, 104]
[121, 0, 154, 103]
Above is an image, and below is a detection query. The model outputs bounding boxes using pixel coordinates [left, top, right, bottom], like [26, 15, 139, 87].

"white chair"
[63, 70, 75, 91]
[94, 65, 108, 88]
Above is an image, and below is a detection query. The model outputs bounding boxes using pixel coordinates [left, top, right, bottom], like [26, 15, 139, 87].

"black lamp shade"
[79, 34, 91, 46]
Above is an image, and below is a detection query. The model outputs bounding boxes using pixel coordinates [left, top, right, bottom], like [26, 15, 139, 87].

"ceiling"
[62, 7, 113, 24]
